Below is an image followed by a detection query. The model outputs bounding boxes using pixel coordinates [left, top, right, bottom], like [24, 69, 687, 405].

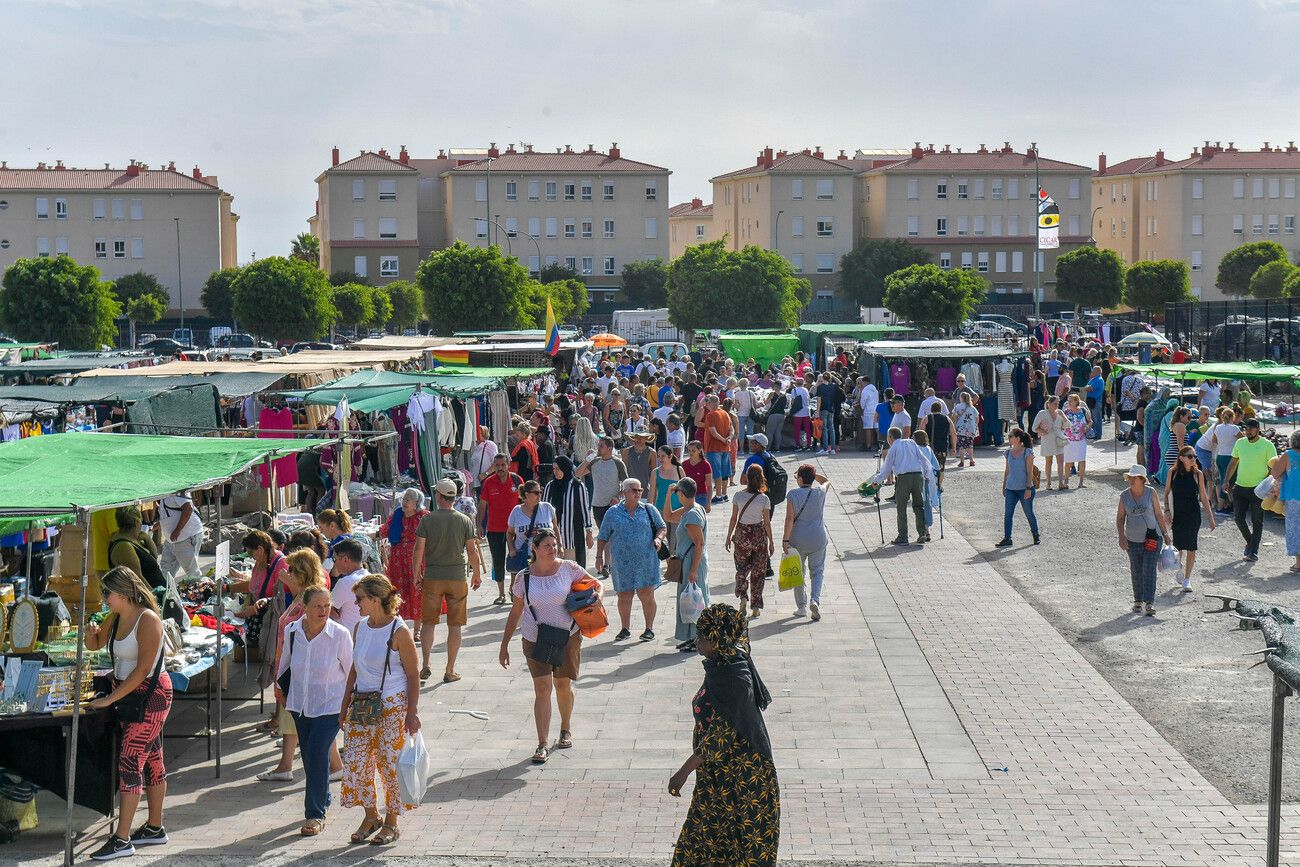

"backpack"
[789, 392, 804, 415]
[763, 453, 788, 506]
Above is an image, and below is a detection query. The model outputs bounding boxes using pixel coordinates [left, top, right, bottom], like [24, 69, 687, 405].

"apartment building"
[0, 159, 237, 313]
[1093, 141, 1300, 300]
[667, 197, 714, 259]
[710, 148, 857, 301]
[859, 143, 1092, 303]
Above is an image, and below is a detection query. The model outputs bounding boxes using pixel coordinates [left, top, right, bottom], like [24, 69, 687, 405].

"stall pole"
[213, 486, 223, 778]
[1266, 674, 1290, 867]
[24, 533, 33, 598]
[63, 508, 91, 867]
[262, 455, 273, 516]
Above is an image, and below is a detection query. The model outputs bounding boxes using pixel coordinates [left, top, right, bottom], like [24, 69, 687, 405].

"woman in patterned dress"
[670, 603, 779, 867]
[380, 488, 428, 638]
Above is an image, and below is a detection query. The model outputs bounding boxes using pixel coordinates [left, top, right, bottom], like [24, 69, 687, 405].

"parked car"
[213, 333, 257, 349]
[289, 341, 338, 353]
[140, 338, 189, 356]
[975, 313, 1028, 334]
[640, 341, 689, 360]
[962, 320, 1020, 340]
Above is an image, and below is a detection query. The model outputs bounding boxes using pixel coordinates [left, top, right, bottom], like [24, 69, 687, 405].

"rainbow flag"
[544, 297, 560, 356]
[432, 348, 471, 365]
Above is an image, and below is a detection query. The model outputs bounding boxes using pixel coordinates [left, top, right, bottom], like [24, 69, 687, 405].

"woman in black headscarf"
[542, 455, 595, 569]
[670, 603, 779, 867]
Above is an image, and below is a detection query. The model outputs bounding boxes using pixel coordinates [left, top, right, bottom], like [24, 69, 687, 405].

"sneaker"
[995, 538, 1013, 548]
[91, 836, 135, 861]
[329, 768, 344, 782]
[639, 629, 655, 641]
[130, 825, 168, 847]
[815, 449, 828, 457]
[793, 607, 807, 617]
[891, 536, 908, 545]
[809, 601, 821, 622]
[256, 769, 294, 782]
[1246, 552, 1259, 562]
[614, 627, 631, 640]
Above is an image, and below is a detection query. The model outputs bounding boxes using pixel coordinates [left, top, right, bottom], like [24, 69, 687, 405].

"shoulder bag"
[106, 620, 164, 725]
[347, 620, 398, 727]
[523, 568, 576, 667]
[664, 506, 699, 583]
[506, 508, 539, 572]
[276, 628, 295, 696]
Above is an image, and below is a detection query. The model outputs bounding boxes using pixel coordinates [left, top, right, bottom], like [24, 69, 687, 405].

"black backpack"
[763, 453, 788, 506]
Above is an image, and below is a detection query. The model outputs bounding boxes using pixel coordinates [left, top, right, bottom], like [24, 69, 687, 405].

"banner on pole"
[1037, 187, 1060, 249]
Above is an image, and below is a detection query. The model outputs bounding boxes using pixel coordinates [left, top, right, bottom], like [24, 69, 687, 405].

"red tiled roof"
[712, 152, 855, 181]
[1096, 156, 1159, 177]
[328, 152, 417, 173]
[1099, 146, 1300, 176]
[0, 166, 219, 191]
[668, 201, 712, 217]
[446, 151, 669, 174]
[872, 151, 1089, 173]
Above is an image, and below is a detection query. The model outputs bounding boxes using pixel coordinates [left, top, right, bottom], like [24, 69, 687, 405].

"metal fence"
[1165, 300, 1300, 363]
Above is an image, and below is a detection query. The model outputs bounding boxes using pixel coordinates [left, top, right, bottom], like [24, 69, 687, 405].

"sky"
[6, 0, 1300, 263]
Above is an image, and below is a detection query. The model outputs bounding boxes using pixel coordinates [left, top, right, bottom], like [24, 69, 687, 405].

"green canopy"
[797, 323, 913, 356]
[0, 433, 325, 534]
[1115, 360, 1300, 383]
[717, 333, 800, 367]
[433, 365, 553, 379]
[284, 369, 504, 414]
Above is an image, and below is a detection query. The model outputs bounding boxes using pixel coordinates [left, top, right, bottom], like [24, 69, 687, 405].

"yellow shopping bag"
[778, 552, 804, 591]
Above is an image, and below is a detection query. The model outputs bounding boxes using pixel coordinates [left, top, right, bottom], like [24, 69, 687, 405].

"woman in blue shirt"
[996, 428, 1039, 548]
[595, 478, 667, 642]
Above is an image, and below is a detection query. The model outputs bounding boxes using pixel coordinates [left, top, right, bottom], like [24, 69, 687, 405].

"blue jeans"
[291, 711, 340, 820]
[820, 410, 837, 450]
[736, 415, 752, 447]
[1003, 488, 1038, 540]
[1215, 455, 1232, 505]
[1091, 401, 1104, 439]
[792, 546, 827, 608]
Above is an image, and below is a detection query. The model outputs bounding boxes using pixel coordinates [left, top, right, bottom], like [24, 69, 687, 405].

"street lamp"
[173, 217, 184, 330]
[484, 156, 497, 246]
[1031, 141, 1041, 322]
[1089, 205, 1103, 244]
[774, 210, 784, 254]
[471, 218, 544, 275]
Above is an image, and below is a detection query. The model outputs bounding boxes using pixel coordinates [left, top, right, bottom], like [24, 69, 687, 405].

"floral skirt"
[341, 693, 418, 816]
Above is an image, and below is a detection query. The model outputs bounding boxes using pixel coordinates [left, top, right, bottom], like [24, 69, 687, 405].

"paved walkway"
[15, 453, 1300, 865]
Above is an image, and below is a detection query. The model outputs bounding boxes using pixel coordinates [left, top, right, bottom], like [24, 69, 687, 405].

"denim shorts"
[706, 451, 731, 479]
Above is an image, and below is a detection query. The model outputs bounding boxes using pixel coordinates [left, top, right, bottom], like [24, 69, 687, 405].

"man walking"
[870, 426, 935, 545]
[578, 436, 628, 530]
[157, 491, 203, 588]
[702, 395, 733, 502]
[413, 478, 483, 682]
[1224, 418, 1276, 561]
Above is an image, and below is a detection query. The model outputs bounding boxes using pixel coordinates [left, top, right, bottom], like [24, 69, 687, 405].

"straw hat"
[1122, 464, 1148, 480]
[626, 423, 654, 440]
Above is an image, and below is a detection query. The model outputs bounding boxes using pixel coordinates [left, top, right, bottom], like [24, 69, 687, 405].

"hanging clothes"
[960, 362, 983, 395]
[996, 360, 1015, 421]
[407, 391, 438, 432]
[389, 404, 412, 474]
[373, 413, 398, 482]
[460, 398, 478, 452]
[256, 405, 299, 488]
[980, 393, 1003, 446]
[935, 365, 958, 395]
[489, 389, 512, 450]
[889, 362, 910, 396]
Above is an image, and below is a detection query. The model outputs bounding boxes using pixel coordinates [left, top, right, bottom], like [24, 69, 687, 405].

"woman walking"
[379, 489, 428, 636]
[499, 528, 597, 763]
[85, 567, 173, 860]
[996, 428, 1040, 548]
[1033, 395, 1065, 490]
[663, 477, 708, 653]
[542, 456, 595, 568]
[1163, 446, 1217, 592]
[1144, 389, 1173, 477]
[725, 465, 773, 620]
[276, 586, 353, 836]
[318, 509, 382, 573]
[681, 441, 714, 514]
[595, 478, 667, 641]
[508, 480, 557, 577]
[765, 384, 788, 452]
[783, 465, 830, 621]
[670, 603, 779, 867]
[1157, 405, 1190, 486]
[951, 392, 979, 467]
[1209, 406, 1241, 511]
[1061, 393, 1091, 489]
[341, 574, 421, 846]
[1269, 431, 1300, 572]
[651, 445, 686, 546]
[1116, 466, 1172, 617]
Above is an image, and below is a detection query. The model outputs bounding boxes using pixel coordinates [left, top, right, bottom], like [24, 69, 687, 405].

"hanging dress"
[257, 406, 299, 488]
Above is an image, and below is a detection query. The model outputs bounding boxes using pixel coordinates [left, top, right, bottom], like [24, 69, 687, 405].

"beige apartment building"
[1093, 141, 1300, 301]
[859, 143, 1093, 303]
[0, 159, 237, 314]
[440, 143, 670, 301]
[667, 197, 714, 259]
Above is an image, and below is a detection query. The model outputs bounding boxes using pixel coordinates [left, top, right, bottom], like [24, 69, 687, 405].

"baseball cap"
[750, 433, 769, 447]
[1243, 417, 1261, 429]
[435, 478, 458, 497]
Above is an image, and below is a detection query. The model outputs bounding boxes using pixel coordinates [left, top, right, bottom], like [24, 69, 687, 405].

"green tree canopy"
[1124, 259, 1193, 310]
[385, 280, 423, 330]
[1053, 246, 1125, 311]
[364, 285, 394, 329]
[329, 269, 369, 286]
[838, 238, 932, 307]
[416, 241, 533, 334]
[111, 271, 170, 308]
[331, 283, 374, 330]
[1217, 241, 1288, 296]
[528, 278, 590, 327]
[620, 259, 668, 307]
[1284, 268, 1300, 299]
[200, 267, 240, 321]
[125, 294, 164, 326]
[0, 256, 120, 349]
[666, 239, 810, 330]
[882, 264, 986, 327]
[231, 256, 335, 343]
[538, 261, 580, 284]
[1248, 258, 1296, 298]
[290, 232, 320, 266]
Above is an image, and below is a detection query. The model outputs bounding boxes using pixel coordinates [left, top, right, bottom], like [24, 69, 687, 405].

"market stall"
[717, 331, 801, 368]
[0, 382, 222, 434]
[798, 323, 914, 369]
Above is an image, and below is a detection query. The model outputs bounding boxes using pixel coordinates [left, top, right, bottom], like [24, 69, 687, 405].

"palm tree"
[291, 232, 320, 266]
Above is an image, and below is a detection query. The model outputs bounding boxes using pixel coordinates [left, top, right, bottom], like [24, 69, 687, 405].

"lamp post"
[484, 156, 496, 246]
[774, 210, 784, 254]
[1032, 142, 1041, 323]
[174, 217, 184, 330]
[473, 218, 544, 274]
[1089, 205, 1103, 244]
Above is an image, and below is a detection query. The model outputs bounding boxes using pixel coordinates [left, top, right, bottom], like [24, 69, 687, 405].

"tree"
[538, 261, 580, 284]
[385, 280, 423, 330]
[416, 241, 533, 334]
[329, 269, 369, 286]
[111, 271, 170, 308]
[838, 238, 932, 308]
[1124, 259, 1193, 311]
[1053, 246, 1125, 312]
[364, 285, 394, 330]
[331, 283, 374, 332]
[231, 256, 335, 343]
[882, 264, 986, 327]
[1217, 241, 1287, 296]
[0, 256, 120, 349]
[666, 239, 810, 330]
[290, 232, 320, 266]
[201, 267, 240, 321]
[528, 278, 590, 327]
[125, 295, 164, 327]
[1248, 259, 1296, 298]
[620, 259, 668, 308]
[1284, 268, 1300, 299]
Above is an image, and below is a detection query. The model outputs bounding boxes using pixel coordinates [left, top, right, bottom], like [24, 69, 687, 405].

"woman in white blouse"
[276, 586, 353, 837]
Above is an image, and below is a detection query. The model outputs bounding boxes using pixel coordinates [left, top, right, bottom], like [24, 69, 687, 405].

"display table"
[0, 706, 115, 815]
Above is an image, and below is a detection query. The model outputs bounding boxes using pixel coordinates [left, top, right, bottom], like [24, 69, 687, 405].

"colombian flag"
[544, 297, 560, 356]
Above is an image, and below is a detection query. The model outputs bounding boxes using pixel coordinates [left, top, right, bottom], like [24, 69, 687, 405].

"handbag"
[665, 510, 697, 583]
[277, 630, 295, 696]
[347, 620, 398, 727]
[523, 568, 576, 667]
[506, 508, 539, 572]
[106, 619, 164, 725]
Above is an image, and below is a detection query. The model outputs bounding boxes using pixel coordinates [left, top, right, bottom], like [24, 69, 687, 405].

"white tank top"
[112, 612, 163, 680]
[352, 618, 406, 699]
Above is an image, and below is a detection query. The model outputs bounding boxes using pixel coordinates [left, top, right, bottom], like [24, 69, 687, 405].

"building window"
[1120, 218, 1127, 238]
[130, 199, 143, 220]
[936, 181, 947, 199]
[645, 217, 658, 239]
[580, 180, 592, 201]
[957, 215, 969, 236]
[93, 198, 106, 219]
[696, 224, 705, 239]
[974, 215, 986, 236]
[545, 182, 557, 201]
[1191, 251, 1203, 272]
[960, 252, 972, 271]
[1191, 214, 1203, 235]
[1269, 215, 1280, 235]
[563, 256, 577, 271]
[1254, 178, 1266, 198]
[353, 219, 365, 239]
[939, 252, 951, 269]
[815, 254, 834, 273]
[906, 179, 918, 200]
[36, 237, 49, 257]
[527, 255, 540, 275]
[1145, 180, 1157, 201]
[564, 219, 576, 238]
[816, 217, 833, 237]
[545, 218, 557, 238]
[1069, 178, 1081, 199]
[378, 218, 397, 238]
[354, 179, 365, 201]
[528, 180, 540, 201]
[580, 257, 593, 275]
[1011, 251, 1023, 273]
[525, 218, 539, 238]
[94, 238, 106, 258]
[1286, 179, 1297, 199]
[906, 215, 919, 236]
[1068, 214, 1079, 235]
[991, 179, 1003, 199]
[504, 180, 517, 201]
[475, 219, 488, 239]
[35, 198, 48, 219]
[55, 198, 68, 220]
[581, 219, 593, 239]
[995, 251, 1007, 273]
[723, 187, 731, 205]
[991, 215, 1002, 236]
[1007, 178, 1019, 199]
[973, 178, 985, 199]
[977, 252, 989, 273]
[505, 217, 519, 237]
[1192, 178, 1204, 199]
[603, 219, 615, 238]
[603, 256, 615, 276]
[378, 179, 397, 201]
[380, 256, 398, 276]
[1233, 177, 1245, 198]
[1147, 216, 1157, 235]
[560, 182, 573, 200]
[1007, 215, 1020, 235]
[112, 198, 124, 219]
[603, 182, 614, 200]
[790, 254, 804, 273]
[936, 217, 947, 236]
[816, 179, 833, 200]
[957, 180, 968, 199]
[791, 179, 804, 200]
[1287, 215, 1296, 234]
[474, 179, 488, 202]
[113, 238, 126, 259]
[1253, 214, 1264, 235]
[354, 255, 367, 278]
[791, 216, 804, 237]
[1269, 178, 1281, 198]
[645, 179, 657, 200]
[130, 237, 143, 259]
[55, 236, 69, 255]
[1233, 214, 1245, 234]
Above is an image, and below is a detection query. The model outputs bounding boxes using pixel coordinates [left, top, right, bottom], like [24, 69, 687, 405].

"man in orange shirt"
[702, 394, 733, 502]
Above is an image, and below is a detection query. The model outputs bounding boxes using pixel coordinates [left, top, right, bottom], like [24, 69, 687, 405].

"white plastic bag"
[679, 582, 706, 625]
[1256, 475, 1279, 501]
[396, 732, 429, 805]
[1158, 543, 1180, 573]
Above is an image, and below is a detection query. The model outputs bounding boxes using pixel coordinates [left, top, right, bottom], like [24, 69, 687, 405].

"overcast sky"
[7, 0, 1299, 264]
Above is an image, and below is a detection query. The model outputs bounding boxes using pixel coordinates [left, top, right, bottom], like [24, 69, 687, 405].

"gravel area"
[931, 428, 1300, 804]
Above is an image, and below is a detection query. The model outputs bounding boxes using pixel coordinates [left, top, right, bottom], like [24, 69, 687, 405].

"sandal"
[493, 595, 507, 605]
[300, 818, 326, 837]
[531, 744, 550, 764]
[255, 719, 278, 734]
[556, 730, 573, 749]
[1145, 604, 1156, 617]
[350, 817, 382, 844]
[442, 671, 462, 684]
[370, 825, 400, 846]
[1132, 601, 1142, 613]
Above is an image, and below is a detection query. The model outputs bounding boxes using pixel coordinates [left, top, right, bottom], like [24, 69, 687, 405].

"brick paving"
[12, 451, 1300, 865]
